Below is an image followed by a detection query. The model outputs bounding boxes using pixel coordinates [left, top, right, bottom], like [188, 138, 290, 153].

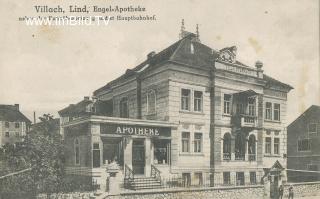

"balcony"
[232, 114, 257, 128]
[223, 153, 231, 160]
[222, 153, 257, 162]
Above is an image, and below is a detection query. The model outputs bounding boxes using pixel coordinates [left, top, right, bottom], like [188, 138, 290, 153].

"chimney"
[147, 51, 156, 59]
[14, 104, 19, 111]
[33, 111, 36, 124]
[255, 61, 264, 78]
[84, 96, 90, 101]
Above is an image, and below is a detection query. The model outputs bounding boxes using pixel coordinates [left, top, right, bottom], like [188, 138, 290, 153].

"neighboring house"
[59, 23, 292, 190]
[287, 105, 320, 182]
[0, 104, 31, 146]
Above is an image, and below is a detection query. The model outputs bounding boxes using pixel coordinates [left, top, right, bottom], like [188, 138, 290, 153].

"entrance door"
[270, 175, 279, 199]
[132, 139, 145, 175]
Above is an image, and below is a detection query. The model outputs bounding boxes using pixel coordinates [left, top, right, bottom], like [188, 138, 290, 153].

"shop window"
[265, 137, 271, 154]
[308, 123, 317, 134]
[223, 133, 231, 160]
[93, 143, 100, 168]
[194, 172, 203, 186]
[223, 94, 231, 114]
[103, 138, 123, 165]
[248, 98, 255, 116]
[235, 133, 245, 160]
[236, 172, 245, 186]
[181, 132, 190, 152]
[15, 122, 20, 128]
[194, 133, 202, 153]
[250, 172, 256, 184]
[120, 97, 129, 118]
[298, 138, 311, 151]
[274, 103, 280, 121]
[154, 140, 170, 164]
[147, 90, 156, 114]
[274, 138, 280, 154]
[182, 173, 191, 187]
[223, 172, 231, 185]
[5, 132, 9, 137]
[248, 135, 256, 161]
[265, 102, 272, 120]
[194, 91, 203, 112]
[181, 89, 191, 111]
[74, 139, 80, 165]
[5, 122, 9, 128]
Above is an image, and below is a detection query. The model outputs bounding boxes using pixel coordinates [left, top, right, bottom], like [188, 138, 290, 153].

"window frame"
[223, 172, 231, 185]
[223, 94, 231, 115]
[308, 123, 317, 134]
[74, 138, 80, 165]
[146, 89, 156, 115]
[181, 132, 190, 153]
[5, 122, 9, 128]
[298, 138, 311, 152]
[265, 137, 272, 154]
[194, 132, 202, 153]
[273, 103, 280, 121]
[265, 102, 272, 120]
[248, 99, 255, 116]
[181, 89, 191, 111]
[250, 172, 257, 184]
[119, 97, 129, 118]
[193, 91, 203, 112]
[5, 132, 9, 137]
[15, 122, 20, 128]
[274, 138, 280, 155]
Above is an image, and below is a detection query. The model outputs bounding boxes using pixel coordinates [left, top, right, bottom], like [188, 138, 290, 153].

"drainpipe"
[209, 64, 216, 185]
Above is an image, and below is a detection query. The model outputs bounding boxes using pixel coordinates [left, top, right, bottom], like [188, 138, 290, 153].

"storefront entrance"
[132, 139, 145, 175]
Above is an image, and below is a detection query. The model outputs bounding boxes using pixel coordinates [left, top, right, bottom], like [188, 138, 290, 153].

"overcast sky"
[0, 0, 319, 124]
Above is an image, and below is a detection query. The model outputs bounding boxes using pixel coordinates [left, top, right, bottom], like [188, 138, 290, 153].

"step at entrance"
[125, 177, 162, 190]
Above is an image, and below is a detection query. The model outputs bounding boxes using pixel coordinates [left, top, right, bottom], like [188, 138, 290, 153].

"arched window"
[147, 90, 156, 114]
[235, 132, 246, 160]
[248, 134, 256, 161]
[223, 133, 231, 160]
[120, 97, 129, 118]
[74, 139, 80, 165]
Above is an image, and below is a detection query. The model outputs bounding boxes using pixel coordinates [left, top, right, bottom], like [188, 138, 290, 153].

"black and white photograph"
[0, 0, 319, 198]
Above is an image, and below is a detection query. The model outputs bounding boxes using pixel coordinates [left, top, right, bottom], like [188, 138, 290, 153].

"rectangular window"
[265, 102, 272, 120]
[194, 91, 203, 112]
[274, 138, 280, 154]
[93, 143, 100, 168]
[194, 133, 202, 153]
[5, 132, 9, 137]
[307, 164, 318, 171]
[265, 137, 271, 154]
[223, 172, 231, 185]
[298, 139, 311, 151]
[181, 132, 190, 152]
[224, 94, 231, 114]
[120, 98, 129, 118]
[248, 99, 255, 116]
[194, 172, 203, 186]
[5, 122, 9, 128]
[274, 103, 280, 121]
[15, 122, 20, 128]
[236, 172, 245, 186]
[15, 132, 20, 137]
[236, 103, 244, 114]
[147, 90, 156, 114]
[250, 172, 257, 184]
[154, 140, 170, 165]
[182, 173, 191, 187]
[308, 123, 317, 134]
[181, 89, 191, 111]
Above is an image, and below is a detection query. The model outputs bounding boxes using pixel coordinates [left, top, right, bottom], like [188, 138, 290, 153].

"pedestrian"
[288, 185, 294, 199]
[278, 184, 284, 199]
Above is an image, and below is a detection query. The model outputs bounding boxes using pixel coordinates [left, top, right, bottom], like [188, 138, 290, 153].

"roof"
[0, 105, 31, 123]
[58, 99, 92, 116]
[263, 74, 293, 91]
[288, 105, 320, 128]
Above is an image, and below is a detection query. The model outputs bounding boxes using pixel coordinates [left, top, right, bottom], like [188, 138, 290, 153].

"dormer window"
[190, 43, 194, 54]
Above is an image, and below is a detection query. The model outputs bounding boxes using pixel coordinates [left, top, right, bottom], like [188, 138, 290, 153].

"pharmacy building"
[59, 26, 293, 190]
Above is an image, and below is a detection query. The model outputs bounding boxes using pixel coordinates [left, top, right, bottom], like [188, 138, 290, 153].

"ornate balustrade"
[151, 164, 161, 182]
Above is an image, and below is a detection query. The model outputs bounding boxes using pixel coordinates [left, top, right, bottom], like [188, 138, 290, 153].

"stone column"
[145, 138, 151, 177]
[124, 137, 132, 168]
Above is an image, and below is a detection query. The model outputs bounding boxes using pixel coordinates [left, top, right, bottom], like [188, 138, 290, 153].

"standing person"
[278, 184, 284, 199]
[288, 185, 294, 199]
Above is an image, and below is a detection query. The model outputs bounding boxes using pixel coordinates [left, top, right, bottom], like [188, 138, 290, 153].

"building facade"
[0, 104, 31, 146]
[59, 26, 292, 189]
[287, 105, 320, 182]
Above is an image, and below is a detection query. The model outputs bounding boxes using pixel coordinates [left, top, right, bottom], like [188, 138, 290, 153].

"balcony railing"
[241, 115, 256, 127]
[235, 153, 245, 161]
[248, 154, 256, 161]
[223, 153, 231, 160]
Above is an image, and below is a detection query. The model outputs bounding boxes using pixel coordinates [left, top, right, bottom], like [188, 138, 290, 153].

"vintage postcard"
[0, 0, 319, 198]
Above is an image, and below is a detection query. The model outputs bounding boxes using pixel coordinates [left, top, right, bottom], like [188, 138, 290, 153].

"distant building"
[0, 104, 31, 146]
[287, 105, 320, 182]
[59, 22, 292, 190]
[30, 118, 60, 136]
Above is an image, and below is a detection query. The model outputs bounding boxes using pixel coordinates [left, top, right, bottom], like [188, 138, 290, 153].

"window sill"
[179, 110, 205, 115]
[179, 152, 204, 156]
[222, 114, 232, 117]
[264, 120, 281, 123]
[264, 154, 281, 157]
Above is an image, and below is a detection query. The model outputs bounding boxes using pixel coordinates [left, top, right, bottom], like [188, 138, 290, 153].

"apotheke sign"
[100, 124, 171, 137]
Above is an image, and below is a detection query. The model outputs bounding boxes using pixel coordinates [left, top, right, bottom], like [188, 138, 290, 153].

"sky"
[0, 0, 319, 124]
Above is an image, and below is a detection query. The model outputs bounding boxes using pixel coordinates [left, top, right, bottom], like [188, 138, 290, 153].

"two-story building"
[287, 105, 320, 182]
[0, 104, 31, 146]
[59, 23, 292, 190]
